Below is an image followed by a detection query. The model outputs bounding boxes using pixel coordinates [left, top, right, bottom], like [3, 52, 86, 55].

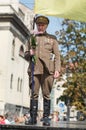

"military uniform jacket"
[25, 32, 61, 75]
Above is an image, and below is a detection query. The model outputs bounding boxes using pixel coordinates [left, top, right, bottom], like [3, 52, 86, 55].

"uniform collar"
[36, 31, 47, 36]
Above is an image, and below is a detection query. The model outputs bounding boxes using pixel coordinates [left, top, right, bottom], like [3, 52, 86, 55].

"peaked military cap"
[35, 16, 49, 24]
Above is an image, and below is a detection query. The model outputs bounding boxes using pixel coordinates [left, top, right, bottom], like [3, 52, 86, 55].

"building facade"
[0, 0, 34, 117]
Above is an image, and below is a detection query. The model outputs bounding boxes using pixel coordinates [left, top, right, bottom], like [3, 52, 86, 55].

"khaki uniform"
[25, 32, 61, 100]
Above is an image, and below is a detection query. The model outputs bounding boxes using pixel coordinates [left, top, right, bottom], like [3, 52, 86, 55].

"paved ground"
[0, 121, 86, 130]
[35, 121, 86, 129]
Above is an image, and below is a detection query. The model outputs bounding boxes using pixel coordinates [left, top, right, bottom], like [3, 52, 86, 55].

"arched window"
[10, 74, 13, 89]
[11, 38, 15, 60]
[19, 45, 24, 57]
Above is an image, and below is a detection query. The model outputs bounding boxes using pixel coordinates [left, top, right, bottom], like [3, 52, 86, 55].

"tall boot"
[43, 99, 51, 126]
[25, 99, 38, 125]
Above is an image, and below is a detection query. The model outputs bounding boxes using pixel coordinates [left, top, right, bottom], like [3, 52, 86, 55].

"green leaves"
[30, 35, 37, 64]
[31, 35, 37, 49]
[32, 55, 37, 64]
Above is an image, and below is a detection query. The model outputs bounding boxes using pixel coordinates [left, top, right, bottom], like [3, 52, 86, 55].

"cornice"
[0, 13, 30, 39]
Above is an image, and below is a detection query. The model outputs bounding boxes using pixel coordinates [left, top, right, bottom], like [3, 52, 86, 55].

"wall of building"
[0, 1, 33, 116]
[0, 0, 19, 12]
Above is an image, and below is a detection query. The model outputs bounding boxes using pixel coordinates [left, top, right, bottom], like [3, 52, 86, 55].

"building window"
[17, 78, 22, 92]
[17, 77, 20, 92]
[19, 45, 24, 57]
[20, 79, 22, 92]
[11, 38, 15, 60]
[10, 74, 13, 89]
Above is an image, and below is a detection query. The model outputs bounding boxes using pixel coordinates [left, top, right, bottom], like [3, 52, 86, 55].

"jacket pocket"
[44, 42, 52, 50]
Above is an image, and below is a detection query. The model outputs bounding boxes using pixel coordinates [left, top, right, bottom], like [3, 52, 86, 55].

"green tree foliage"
[57, 19, 86, 111]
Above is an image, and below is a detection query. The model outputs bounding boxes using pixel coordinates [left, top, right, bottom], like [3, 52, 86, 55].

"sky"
[20, 0, 35, 10]
[19, 0, 63, 35]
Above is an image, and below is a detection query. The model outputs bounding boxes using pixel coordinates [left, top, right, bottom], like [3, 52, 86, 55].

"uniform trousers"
[31, 73, 54, 100]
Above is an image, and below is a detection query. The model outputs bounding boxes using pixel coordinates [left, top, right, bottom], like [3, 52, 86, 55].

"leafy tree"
[56, 19, 86, 111]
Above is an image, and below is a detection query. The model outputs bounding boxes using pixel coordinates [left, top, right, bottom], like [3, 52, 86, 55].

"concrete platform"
[0, 121, 86, 130]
